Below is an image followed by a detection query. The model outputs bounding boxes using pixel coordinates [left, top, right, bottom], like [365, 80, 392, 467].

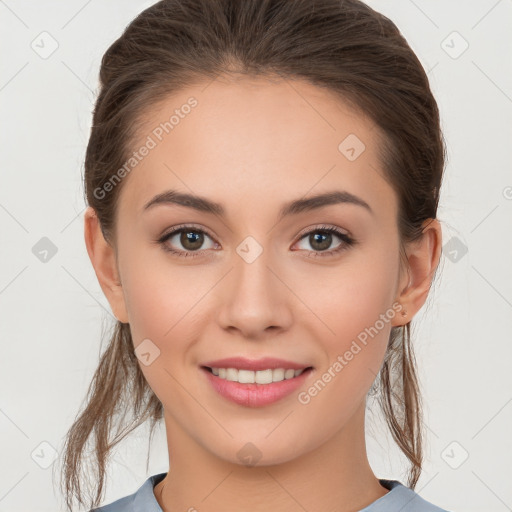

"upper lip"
[201, 357, 312, 371]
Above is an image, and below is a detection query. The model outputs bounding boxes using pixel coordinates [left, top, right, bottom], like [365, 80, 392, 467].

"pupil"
[182, 231, 203, 250]
[311, 232, 331, 251]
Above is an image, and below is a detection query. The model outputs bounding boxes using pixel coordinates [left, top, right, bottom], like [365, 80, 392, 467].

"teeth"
[208, 367, 307, 384]
[285, 369, 296, 380]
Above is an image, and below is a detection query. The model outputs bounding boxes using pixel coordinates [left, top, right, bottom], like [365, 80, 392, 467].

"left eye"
[297, 229, 339, 251]
[293, 226, 355, 257]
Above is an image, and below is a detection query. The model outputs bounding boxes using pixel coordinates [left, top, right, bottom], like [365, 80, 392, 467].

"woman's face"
[102, 76, 410, 465]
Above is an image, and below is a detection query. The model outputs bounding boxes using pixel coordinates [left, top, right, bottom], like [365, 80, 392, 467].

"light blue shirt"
[90, 472, 451, 511]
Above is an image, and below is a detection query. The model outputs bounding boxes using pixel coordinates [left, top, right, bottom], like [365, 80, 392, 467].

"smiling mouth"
[201, 366, 313, 385]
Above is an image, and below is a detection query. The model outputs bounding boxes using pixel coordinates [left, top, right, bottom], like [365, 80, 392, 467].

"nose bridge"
[216, 240, 291, 336]
[235, 242, 274, 297]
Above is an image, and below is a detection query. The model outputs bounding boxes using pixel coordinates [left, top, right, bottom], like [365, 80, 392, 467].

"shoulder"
[360, 479, 452, 512]
[89, 472, 167, 512]
[90, 493, 134, 512]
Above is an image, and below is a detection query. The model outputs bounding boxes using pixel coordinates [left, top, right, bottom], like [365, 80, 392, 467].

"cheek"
[119, 254, 208, 405]
[296, 270, 395, 432]
[118, 240, 206, 338]
[314, 256, 397, 342]
[118, 246, 220, 400]
[301, 247, 398, 396]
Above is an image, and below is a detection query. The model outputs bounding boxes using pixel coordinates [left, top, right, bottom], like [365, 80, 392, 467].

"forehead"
[117, 75, 397, 223]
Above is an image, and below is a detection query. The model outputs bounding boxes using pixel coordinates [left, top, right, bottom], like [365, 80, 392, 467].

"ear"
[391, 218, 442, 327]
[83, 206, 129, 323]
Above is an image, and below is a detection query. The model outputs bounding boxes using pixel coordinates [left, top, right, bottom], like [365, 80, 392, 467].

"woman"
[59, 0, 449, 510]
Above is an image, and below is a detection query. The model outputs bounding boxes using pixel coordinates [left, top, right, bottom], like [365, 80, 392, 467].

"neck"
[154, 399, 389, 512]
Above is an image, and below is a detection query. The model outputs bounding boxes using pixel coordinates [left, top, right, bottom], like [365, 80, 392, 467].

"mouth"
[201, 365, 314, 384]
[199, 356, 315, 407]
[200, 365, 314, 407]
[201, 366, 313, 384]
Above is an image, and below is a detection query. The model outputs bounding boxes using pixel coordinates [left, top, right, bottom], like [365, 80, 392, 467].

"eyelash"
[156, 224, 356, 259]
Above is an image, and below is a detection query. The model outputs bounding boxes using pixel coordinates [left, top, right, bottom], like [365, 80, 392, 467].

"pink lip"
[201, 356, 311, 371]
[201, 366, 314, 408]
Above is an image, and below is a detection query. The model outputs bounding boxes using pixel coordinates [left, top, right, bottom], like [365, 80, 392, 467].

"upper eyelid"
[163, 223, 213, 237]
[295, 224, 350, 239]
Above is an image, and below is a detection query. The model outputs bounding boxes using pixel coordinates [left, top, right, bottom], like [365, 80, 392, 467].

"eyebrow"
[142, 189, 373, 219]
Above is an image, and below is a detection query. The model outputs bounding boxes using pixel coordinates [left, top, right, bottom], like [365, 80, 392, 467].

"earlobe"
[392, 218, 442, 326]
[83, 207, 129, 323]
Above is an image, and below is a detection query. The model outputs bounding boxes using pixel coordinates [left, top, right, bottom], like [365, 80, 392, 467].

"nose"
[216, 249, 293, 340]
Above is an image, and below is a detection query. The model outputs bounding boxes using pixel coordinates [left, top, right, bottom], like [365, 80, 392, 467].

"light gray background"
[1, 1, 511, 511]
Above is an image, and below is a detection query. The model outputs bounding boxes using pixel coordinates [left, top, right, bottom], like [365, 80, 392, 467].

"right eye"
[158, 224, 219, 258]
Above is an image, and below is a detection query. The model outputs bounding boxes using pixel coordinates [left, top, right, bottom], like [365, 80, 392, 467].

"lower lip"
[201, 366, 313, 407]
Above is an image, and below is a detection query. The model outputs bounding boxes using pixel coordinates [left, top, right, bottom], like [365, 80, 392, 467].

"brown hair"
[57, 0, 446, 509]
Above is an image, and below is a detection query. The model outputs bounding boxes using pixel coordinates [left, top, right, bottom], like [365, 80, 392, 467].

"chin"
[208, 436, 308, 468]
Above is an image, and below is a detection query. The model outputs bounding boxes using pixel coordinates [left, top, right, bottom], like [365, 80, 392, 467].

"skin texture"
[84, 75, 442, 512]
